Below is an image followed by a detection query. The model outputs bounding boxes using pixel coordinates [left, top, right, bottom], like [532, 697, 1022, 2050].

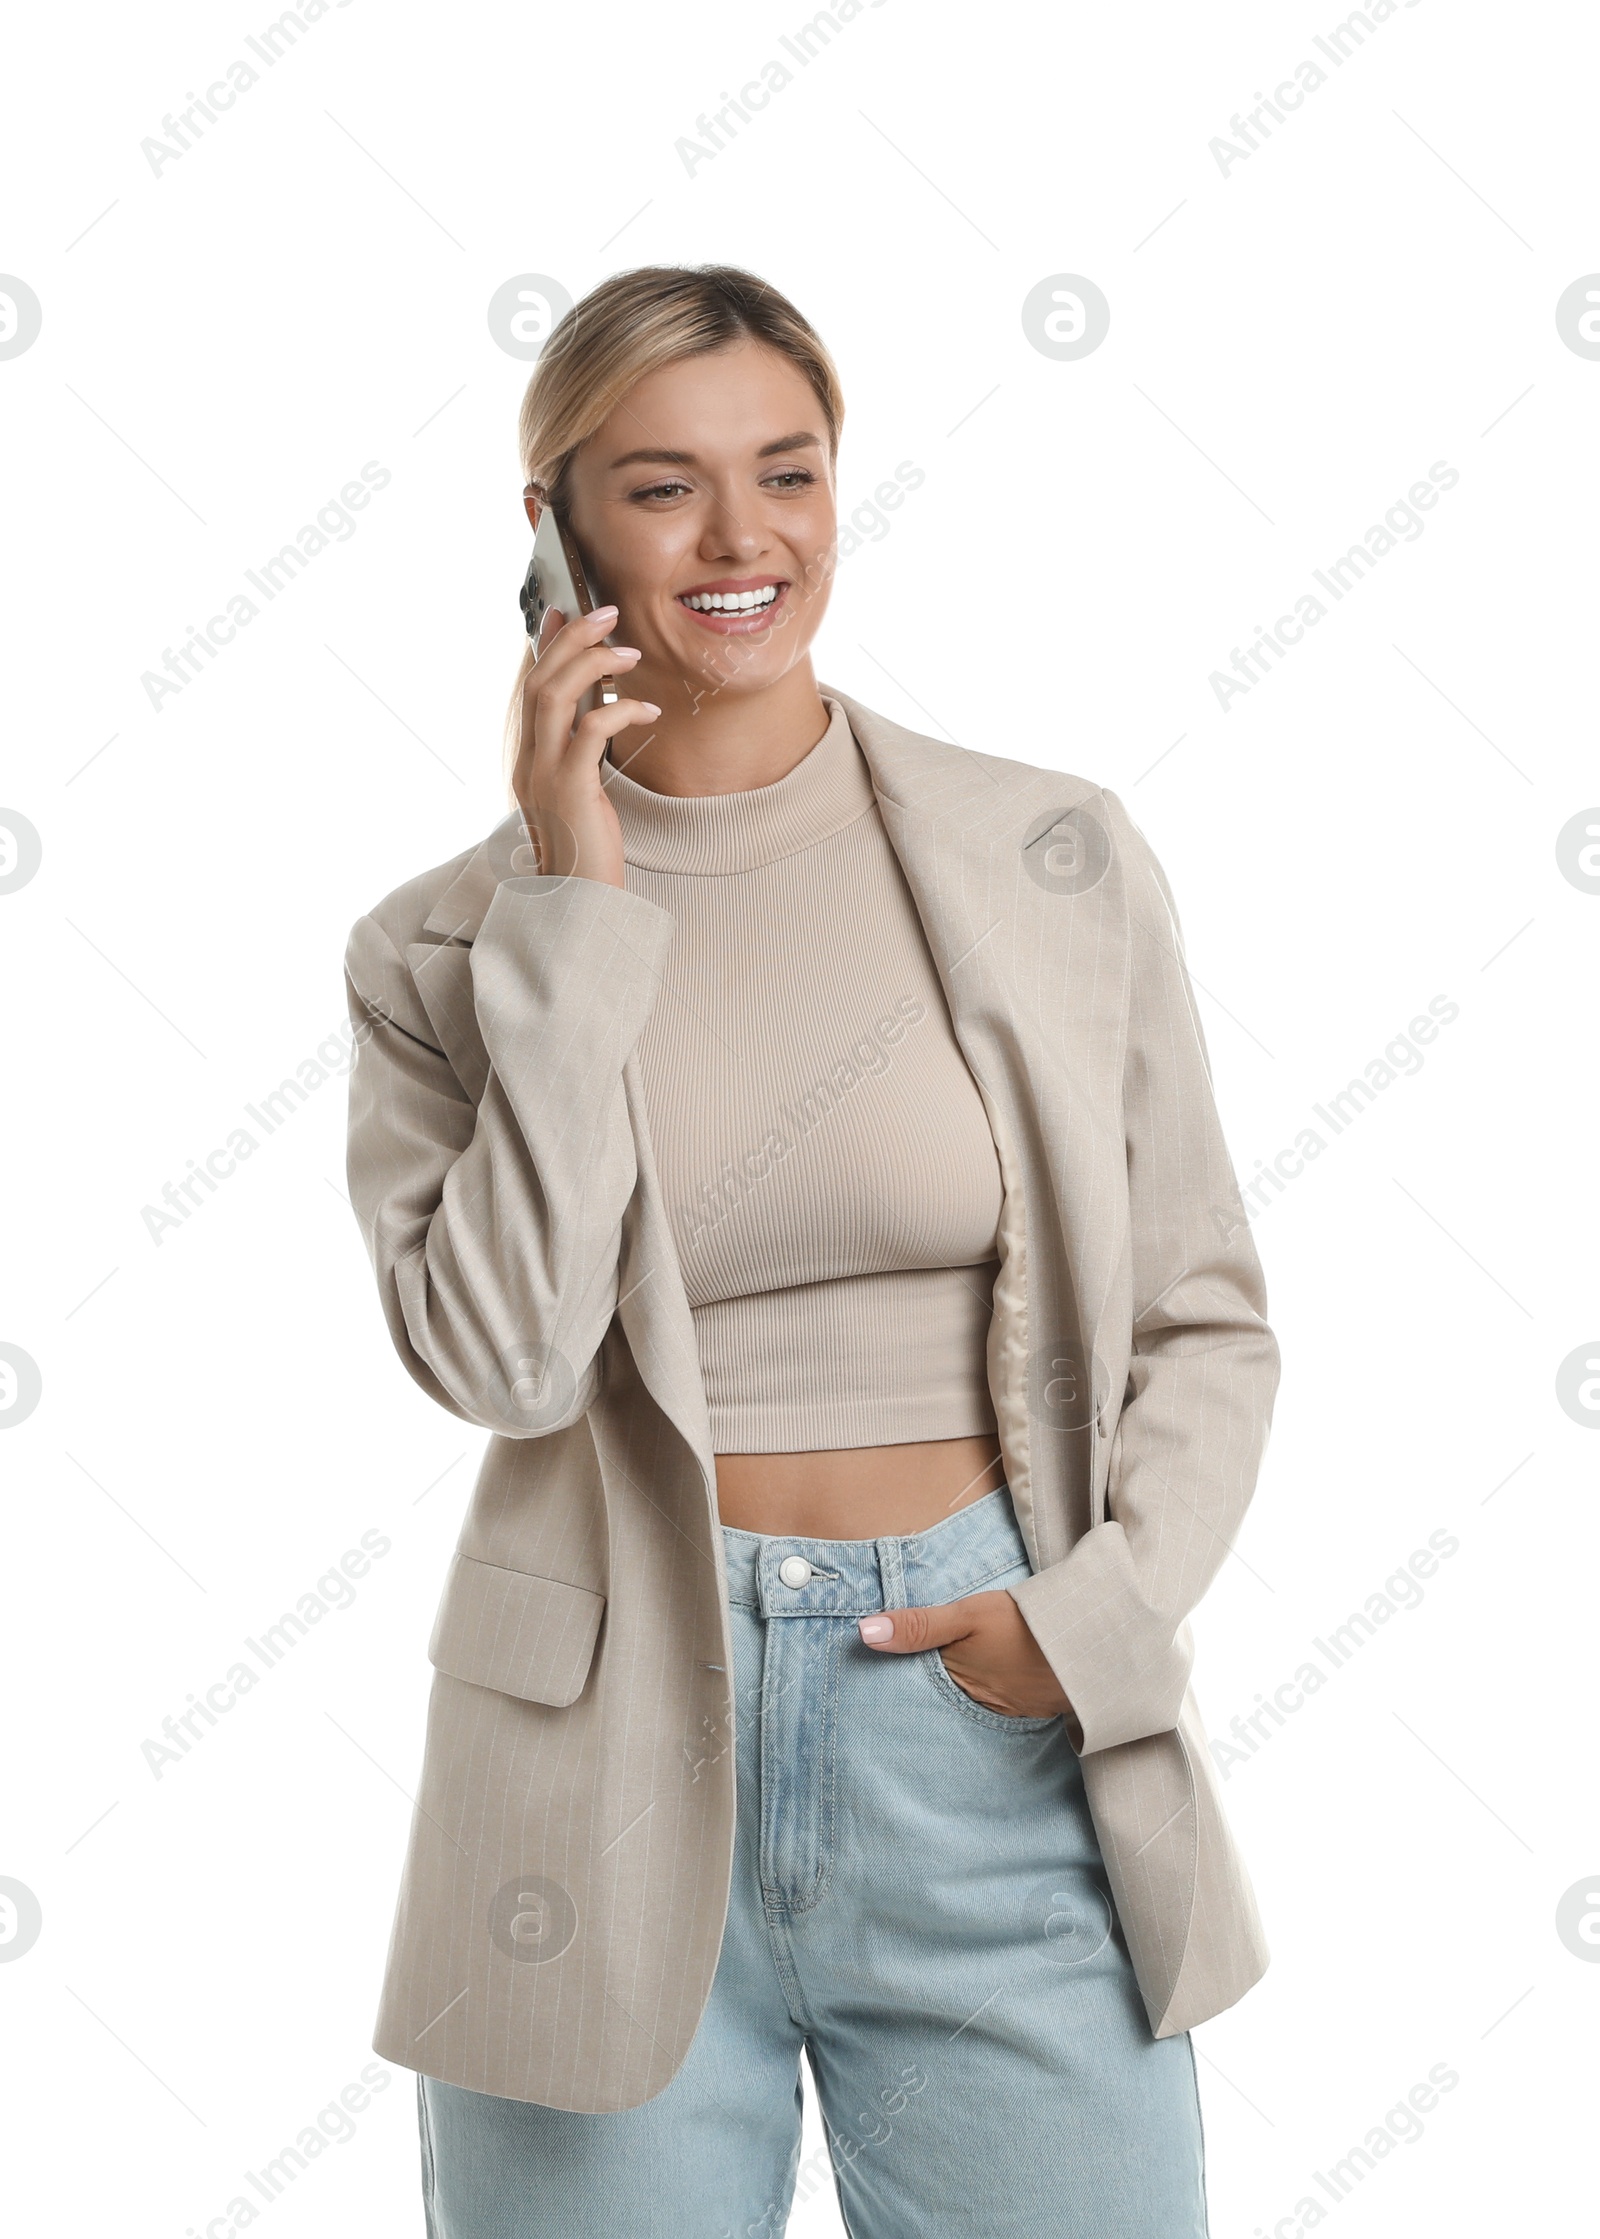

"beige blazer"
[343, 685, 1279, 2114]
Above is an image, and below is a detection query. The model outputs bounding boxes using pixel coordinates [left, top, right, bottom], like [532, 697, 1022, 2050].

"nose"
[697, 489, 769, 566]
[698, 525, 767, 567]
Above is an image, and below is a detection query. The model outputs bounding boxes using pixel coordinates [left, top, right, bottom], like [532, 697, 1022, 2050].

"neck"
[606, 657, 830, 798]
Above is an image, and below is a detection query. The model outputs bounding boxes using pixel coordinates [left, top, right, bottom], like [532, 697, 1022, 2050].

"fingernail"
[593, 604, 619, 619]
[858, 1615, 893, 1644]
[638, 702, 661, 716]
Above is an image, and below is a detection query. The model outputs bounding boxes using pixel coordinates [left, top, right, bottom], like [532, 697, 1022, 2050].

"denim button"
[778, 1556, 813, 1588]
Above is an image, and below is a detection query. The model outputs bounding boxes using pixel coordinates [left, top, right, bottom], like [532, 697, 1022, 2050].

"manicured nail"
[858, 1615, 893, 1644]
[638, 702, 661, 716]
[592, 604, 619, 619]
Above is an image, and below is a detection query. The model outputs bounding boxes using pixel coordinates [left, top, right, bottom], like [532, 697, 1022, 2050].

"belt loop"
[875, 1536, 905, 1610]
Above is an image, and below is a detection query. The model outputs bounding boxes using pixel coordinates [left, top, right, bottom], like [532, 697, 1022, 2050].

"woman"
[344, 264, 1279, 2239]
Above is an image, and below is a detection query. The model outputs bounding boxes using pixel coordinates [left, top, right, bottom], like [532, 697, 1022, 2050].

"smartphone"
[519, 493, 618, 723]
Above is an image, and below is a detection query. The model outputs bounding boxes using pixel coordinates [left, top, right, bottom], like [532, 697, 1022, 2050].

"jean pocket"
[916, 1553, 1063, 1734]
[924, 1648, 1065, 1734]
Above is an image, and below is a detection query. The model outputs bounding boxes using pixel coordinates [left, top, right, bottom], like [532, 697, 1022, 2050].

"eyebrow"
[606, 431, 824, 471]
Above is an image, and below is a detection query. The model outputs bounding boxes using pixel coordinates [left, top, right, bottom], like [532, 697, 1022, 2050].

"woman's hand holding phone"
[513, 606, 659, 889]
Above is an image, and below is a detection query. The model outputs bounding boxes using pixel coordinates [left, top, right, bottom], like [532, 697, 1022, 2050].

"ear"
[522, 482, 542, 532]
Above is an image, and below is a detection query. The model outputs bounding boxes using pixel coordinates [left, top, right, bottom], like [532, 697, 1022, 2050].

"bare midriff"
[713, 1434, 1007, 1541]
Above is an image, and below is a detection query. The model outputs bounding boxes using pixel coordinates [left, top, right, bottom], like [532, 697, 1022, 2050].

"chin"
[673, 616, 817, 697]
[691, 644, 807, 699]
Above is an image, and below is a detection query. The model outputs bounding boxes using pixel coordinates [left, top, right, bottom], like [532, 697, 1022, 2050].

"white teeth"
[681, 585, 781, 612]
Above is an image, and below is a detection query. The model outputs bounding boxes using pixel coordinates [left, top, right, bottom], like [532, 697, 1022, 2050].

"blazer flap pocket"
[428, 1555, 604, 1707]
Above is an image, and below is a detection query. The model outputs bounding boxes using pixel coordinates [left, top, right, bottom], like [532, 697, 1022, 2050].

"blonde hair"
[501, 264, 845, 795]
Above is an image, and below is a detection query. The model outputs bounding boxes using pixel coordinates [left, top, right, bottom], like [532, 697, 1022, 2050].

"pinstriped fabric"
[342, 683, 1279, 2112]
[428, 1557, 605, 1705]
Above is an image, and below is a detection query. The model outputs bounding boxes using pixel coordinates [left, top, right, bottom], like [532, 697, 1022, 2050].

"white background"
[1, 1, 1593, 2232]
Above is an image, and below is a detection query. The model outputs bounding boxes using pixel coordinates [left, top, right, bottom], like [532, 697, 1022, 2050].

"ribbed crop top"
[607, 695, 1004, 1455]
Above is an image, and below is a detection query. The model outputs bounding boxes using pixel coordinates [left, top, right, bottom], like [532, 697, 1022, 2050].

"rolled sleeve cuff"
[1007, 1521, 1195, 1755]
[473, 874, 678, 1054]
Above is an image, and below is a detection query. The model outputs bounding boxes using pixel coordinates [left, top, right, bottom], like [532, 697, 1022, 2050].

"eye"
[763, 468, 817, 491]
[630, 478, 693, 503]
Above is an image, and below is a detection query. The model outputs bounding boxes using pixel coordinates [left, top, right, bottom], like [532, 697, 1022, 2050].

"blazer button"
[778, 1556, 813, 1588]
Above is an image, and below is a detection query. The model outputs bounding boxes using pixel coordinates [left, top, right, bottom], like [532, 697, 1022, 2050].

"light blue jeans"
[418, 1486, 1208, 2237]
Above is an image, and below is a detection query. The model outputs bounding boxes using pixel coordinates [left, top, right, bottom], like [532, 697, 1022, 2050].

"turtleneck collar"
[601, 694, 874, 875]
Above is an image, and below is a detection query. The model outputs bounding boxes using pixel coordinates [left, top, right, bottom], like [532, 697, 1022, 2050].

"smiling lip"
[675, 576, 789, 634]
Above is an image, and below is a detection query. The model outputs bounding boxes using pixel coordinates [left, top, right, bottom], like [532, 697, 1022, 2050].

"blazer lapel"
[829, 687, 1128, 1540]
[419, 811, 530, 945]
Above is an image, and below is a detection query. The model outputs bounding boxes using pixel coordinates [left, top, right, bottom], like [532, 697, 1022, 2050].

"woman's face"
[558, 338, 838, 707]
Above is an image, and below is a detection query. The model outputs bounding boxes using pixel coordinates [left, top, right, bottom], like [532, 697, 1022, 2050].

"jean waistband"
[720, 1485, 1033, 1617]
